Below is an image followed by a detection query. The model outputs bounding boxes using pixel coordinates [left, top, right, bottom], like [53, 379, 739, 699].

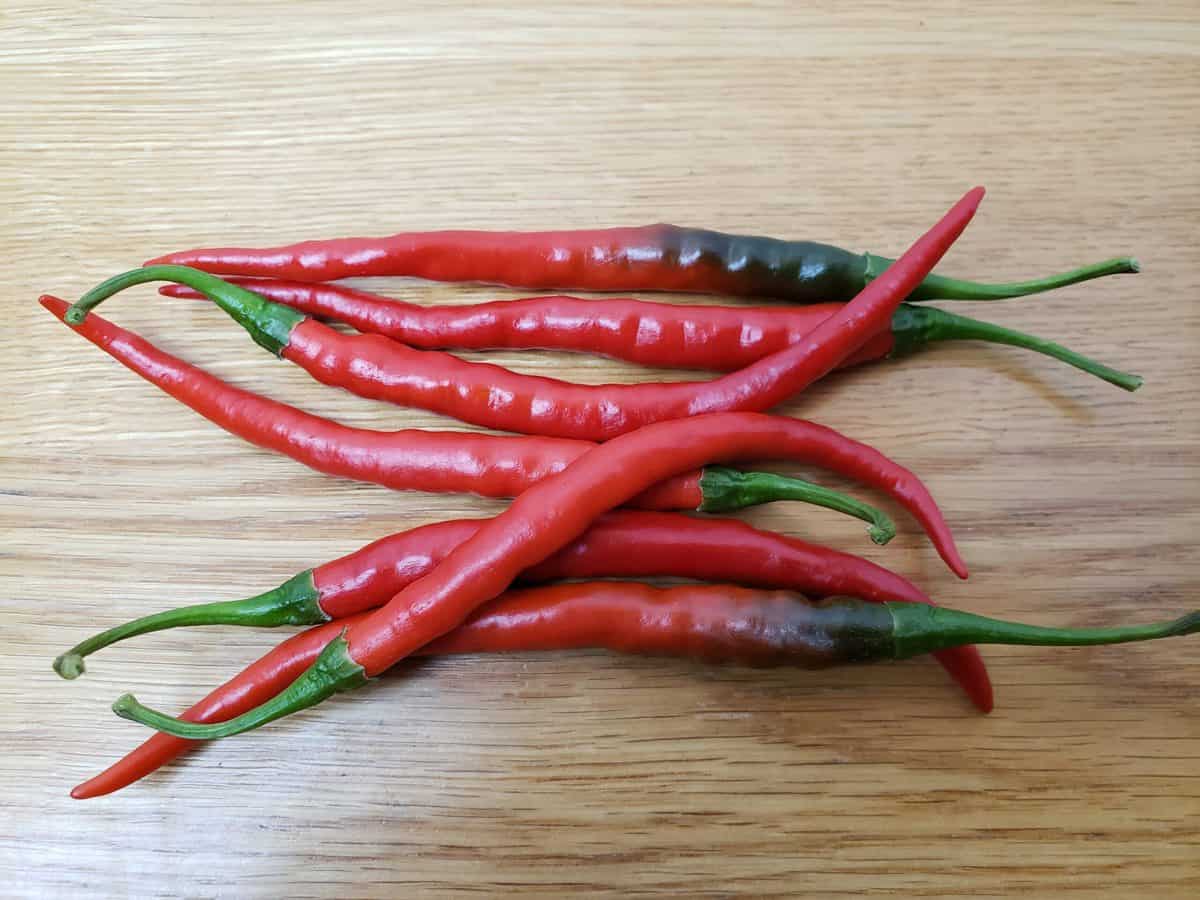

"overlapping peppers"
[148, 222, 1137, 303]
[51, 186, 1191, 801]
[78, 189, 985, 734]
[160, 279, 1141, 390]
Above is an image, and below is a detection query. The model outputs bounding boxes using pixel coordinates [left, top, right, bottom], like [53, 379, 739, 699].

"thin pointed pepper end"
[112, 632, 367, 739]
[947, 550, 968, 581]
[934, 645, 994, 714]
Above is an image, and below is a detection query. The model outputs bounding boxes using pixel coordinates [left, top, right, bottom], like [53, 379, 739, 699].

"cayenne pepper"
[66, 191, 985, 441]
[147, 225, 1137, 303]
[161, 280, 1142, 391]
[110, 579, 1197, 748]
[87, 193, 987, 745]
[74, 590, 1198, 800]
[46, 296, 974, 562]
[54, 510, 989, 712]
[106, 402, 988, 740]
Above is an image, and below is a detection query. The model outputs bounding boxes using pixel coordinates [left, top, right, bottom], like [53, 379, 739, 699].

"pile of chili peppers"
[47, 187, 1197, 800]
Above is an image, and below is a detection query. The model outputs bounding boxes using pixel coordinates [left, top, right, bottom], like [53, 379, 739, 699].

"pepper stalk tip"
[868, 520, 896, 546]
[53, 653, 85, 680]
[112, 693, 140, 719]
[1164, 610, 1200, 637]
[110, 632, 368, 740]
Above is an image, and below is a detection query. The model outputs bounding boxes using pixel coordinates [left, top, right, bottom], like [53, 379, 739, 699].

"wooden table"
[3, 3, 1197, 896]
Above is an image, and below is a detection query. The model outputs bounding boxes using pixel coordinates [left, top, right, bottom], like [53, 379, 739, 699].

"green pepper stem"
[64, 265, 305, 356]
[113, 632, 368, 739]
[888, 603, 1200, 659]
[699, 466, 896, 544]
[889, 304, 1143, 392]
[52, 571, 326, 680]
[866, 253, 1139, 301]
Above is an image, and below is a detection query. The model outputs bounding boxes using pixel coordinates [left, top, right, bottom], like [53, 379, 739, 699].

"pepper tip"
[949, 556, 969, 580]
[70, 774, 109, 800]
[39, 294, 66, 316]
[939, 540, 970, 580]
[974, 690, 995, 714]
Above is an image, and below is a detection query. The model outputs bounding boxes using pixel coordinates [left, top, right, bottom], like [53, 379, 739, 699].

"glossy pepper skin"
[41, 295, 891, 536]
[81, 583, 1199, 797]
[107, 189, 988, 744]
[159, 279, 1141, 391]
[161, 280, 894, 369]
[75, 578, 977, 800]
[116, 409, 971, 731]
[147, 223, 1137, 304]
[55, 509, 988, 711]
[45, 296, 963, 566]
[70, 192, 982, 442]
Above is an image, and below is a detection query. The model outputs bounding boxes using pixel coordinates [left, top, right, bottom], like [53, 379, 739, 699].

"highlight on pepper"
[40, 185, 1177, 802]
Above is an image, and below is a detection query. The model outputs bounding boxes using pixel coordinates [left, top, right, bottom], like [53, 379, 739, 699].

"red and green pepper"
[47, 184, 1178, 802]
[52, 509, 989, 712]
[66, 191, 984, 440]
[73, 587, 1194, 800]
[148, 223, 1136, 304]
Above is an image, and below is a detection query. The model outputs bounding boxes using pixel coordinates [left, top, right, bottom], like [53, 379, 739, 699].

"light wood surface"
[2, 3, 1198, 897]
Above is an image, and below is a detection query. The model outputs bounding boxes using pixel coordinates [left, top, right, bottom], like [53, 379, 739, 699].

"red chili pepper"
[74, 584, 1199, 799]
[69, 507, 990, 800]
[161, 280, 1140, 391]
[106, 407, 977, 747]
[146, 225, 1136, 303]
[54, 510, 987, 709]
[66, 191, 984, 441]
[39, 296, 894, 533]
[45, 295, 969, 564]
[97, 190, 988, 744]
[72, 614, 369, 799]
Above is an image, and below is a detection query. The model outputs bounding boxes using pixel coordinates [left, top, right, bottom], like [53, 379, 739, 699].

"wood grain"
[2, 2, 1197, 896]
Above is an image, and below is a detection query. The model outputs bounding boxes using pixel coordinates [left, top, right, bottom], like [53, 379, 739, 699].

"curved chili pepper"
[88, 585, 1197, 797]
[42, 295, 898, 539]
[161, 280, 1141, 391]
[77, 589, 1196, 802]
[430, 585, 1199, 661]
[46, 296, 975, 570]
[73, 614, 368, 799]
[54, 510, 989, 713]
[146, 225, 1137, 303]
[68, 191, 983, 441]
[103, 189, 988, 741]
